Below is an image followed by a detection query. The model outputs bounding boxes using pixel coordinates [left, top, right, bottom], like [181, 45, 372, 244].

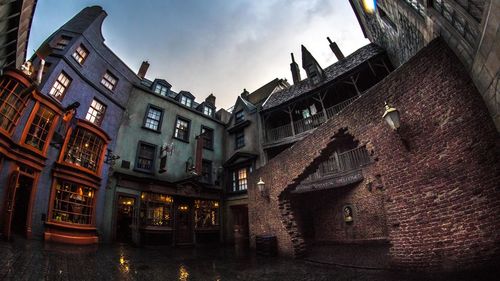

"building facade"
[349, 0, 500, 131]
[0, 6, 139, 244]
[103, 68, 226, 245]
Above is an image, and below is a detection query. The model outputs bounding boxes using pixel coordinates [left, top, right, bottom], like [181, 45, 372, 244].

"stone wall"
[249, 39, 500, 271]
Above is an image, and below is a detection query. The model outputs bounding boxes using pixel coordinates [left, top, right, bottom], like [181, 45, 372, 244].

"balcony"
[293, 146, 371, 193]
[265, 96, 358, 144]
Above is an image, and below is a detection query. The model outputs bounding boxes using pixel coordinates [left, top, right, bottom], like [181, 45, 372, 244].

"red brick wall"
[249, 38, 500, 271]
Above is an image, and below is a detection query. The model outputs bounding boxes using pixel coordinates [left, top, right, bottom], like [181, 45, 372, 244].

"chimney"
[290, 53, 301, 84]
[205, 93, 216, 106]
[137, 61, 149, 79]
[327, 37, 344, 60]
[241, 88, 249, 99]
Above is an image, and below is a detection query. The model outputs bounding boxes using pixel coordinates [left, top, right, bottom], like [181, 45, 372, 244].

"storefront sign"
[292, 170, 363, 193]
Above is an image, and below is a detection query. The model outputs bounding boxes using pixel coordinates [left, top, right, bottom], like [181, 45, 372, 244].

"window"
[235, 130, 245, 149]
[235, 110, 244, 123]
[154, 84, 168, 96]
[0, 76, 31, 133]
[25, 105, 56, 151]
[140, 192, 173, 227]
[135, 142, 156, 172]
[54, 35, 72, 50]
[72, 44, 89, 65]
[51, 180, 94, 225]
[49, 72, 71, 101]
[201, 126, 214, 149]
[201, 160, 212, 184]
[101, 71, 117, 91]
[85, 99, 106, 126]
[203, 106, 213, 117]
[194, 200, 219, 229]
[64, 127, 105, 172]
[180, 95, 192, 107]
[143, 105, 163, 131]
[174, 117, 190, 141]
[377, 4, 397, 31]
[232, 167, 248, 192]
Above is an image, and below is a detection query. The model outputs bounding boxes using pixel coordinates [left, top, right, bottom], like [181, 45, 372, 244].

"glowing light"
[178, 265, 189, 281]
[119, 257, 125, 265]
[213, 202, 219, 208]
[362, 0, 376, 14]
[84, 143, 89, 148]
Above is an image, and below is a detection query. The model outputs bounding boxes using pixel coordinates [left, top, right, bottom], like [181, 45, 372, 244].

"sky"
[28, 0, 369, 110]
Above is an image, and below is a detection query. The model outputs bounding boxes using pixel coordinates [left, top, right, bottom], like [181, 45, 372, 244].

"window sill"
[141, 126, 161, 134]
[173, 136, 190, 144]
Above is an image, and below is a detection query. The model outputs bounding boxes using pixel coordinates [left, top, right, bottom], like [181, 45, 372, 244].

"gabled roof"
[245, 78, 289, 105]
[262, 43, 384, 111]
[153, 78, 172, 88]
[178, 90, 195, 99]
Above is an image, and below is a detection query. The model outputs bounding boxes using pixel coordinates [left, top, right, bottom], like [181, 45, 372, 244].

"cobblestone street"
[0, 239, 497, 281]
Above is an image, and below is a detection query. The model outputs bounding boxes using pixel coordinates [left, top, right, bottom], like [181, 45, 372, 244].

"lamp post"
[382, 102, 401, 131]
[257, 178, 267, 198]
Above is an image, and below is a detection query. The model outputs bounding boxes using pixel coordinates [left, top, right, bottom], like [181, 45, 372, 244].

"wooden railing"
[304, 146, 371, 182]
[265, 96, 359, 143]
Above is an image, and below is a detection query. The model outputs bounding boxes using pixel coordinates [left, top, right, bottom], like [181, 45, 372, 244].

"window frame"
[154, 83, 169, 96]
[62, 126, 105, 174]
[100, 71, 118, 91]
[203, 105, 214, 117]
[235, 130, 245, 149]
[0, 75, 31, 135]
[85, 98, 107, 126]
[235, 110, 245, 123]
[72, 44, 89, 65]
[201, 159, 213, 184]
[201, 126, 214, 150]
[49, 71, 72, 101]
[142, 104, 163, 133]
[54, 35, 72, 50]
[50, 179, 95, 226]
[22, 103, 57, 153]
[173, 116, 191, 143]
[231, 166, 250, 192]
[180, 95, 193, 107]
[134, 141, 157, 173]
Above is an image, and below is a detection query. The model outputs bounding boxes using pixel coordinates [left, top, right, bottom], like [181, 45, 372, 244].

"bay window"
[0, 75, 31, 133]
[24, 105, 56, 151]
[51, 180, 95, 225]
[63, 127, 105, 172]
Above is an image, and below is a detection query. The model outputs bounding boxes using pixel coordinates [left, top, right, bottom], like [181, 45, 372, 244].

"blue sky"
[28, 0, 369, 109]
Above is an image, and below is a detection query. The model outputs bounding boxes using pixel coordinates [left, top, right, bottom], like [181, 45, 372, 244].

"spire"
[301, 45, 325, 84]
[290, 53, 301, 84]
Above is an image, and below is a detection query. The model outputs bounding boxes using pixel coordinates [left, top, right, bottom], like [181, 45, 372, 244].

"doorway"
[231, 205, 249, 245]
[116, 196, 135, 243]
[12, 176, 33, 235]
[175, 202, 193, 244]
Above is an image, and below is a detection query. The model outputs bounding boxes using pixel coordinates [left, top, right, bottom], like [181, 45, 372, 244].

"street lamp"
[382, 102, 401, 131]
[257, 178, 267, 197]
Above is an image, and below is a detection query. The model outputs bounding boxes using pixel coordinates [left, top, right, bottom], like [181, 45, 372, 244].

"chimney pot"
[137, 61, 150, 79]
[327, 38, 345, 60]
[290, 52, 301, 84]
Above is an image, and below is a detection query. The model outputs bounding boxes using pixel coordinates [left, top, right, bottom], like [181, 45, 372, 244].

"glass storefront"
[140, 192, 173, 227]
[194, 200, 219, 229]
[51, 180, 95, 225]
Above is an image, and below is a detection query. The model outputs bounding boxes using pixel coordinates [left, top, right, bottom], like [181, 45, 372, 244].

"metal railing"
[265, 96, 359, 143]
[305, 146, 371, 182]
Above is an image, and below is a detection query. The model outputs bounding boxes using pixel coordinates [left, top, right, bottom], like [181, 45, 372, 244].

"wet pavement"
[0, 238, 497, 281]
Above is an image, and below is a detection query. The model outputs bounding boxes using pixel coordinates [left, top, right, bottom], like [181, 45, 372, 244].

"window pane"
[0, 76, 30, 132]
[136, 143, 155, 171]
[25, 105, 56, 151]
[49, 72, 71, 101]
[194, 200, 219, 229]
[174, 118, 189, 140]
[140, 192, 173, 227]
[101, 72, 117, 91]
[85, 99, 106, 126]
[64, 127, 105, 172]
[144, 107, 162, 131]
[72, 44, 88, 64]
[52, 180, 94, 225]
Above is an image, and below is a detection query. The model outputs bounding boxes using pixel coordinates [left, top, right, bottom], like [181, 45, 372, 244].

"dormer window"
[203, 106, 213, 117]
[180, 95, 192, 107]
[235, 110, 244, 123]
[154, 84, 168, 96]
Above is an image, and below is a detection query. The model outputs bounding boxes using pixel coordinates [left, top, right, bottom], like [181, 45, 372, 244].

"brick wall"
[249, 38, 500, 271]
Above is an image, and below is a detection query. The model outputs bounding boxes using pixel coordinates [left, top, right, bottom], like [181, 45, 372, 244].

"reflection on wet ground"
[0, 238, 496, 281]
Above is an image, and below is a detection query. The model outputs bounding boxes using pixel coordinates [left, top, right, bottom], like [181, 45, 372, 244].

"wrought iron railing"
[265, 96, 359, 143]
[304, 146, 371, 182]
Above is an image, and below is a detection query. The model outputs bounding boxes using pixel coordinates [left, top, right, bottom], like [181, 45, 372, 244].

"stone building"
[248, 37, 499, 272]
[0, 6, 140, 244]
[103, 64, 227, 245]
[222, 79, 289, 245]
[349, 0, 500, 131]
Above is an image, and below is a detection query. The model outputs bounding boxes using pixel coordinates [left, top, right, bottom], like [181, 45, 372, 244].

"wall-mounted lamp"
[257, 177, 268, 198]
[382, 102, 401, 131]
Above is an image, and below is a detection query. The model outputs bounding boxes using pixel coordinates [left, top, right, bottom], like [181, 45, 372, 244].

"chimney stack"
[137, 61, 150, 79]
[327, 37, 345, 60]
[290, 53, 301, 84]
[241, 88, 249, 100]
[205, 93, 216, 106]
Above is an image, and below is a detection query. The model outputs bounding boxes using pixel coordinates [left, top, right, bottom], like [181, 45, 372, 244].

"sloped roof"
[262, 43, 384, 111]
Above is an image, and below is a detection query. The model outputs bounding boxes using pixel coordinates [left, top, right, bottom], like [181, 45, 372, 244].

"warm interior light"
[257, 178, 265, 193]
[382, 102, 401, 130]
[362, 0, 377, 14]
